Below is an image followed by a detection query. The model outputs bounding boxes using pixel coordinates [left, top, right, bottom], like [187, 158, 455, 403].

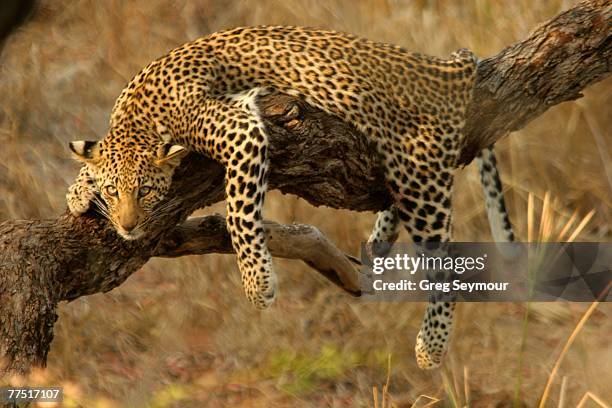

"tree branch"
[1, 0, 610, 375]
[461, 0, 611, 164]
[153, 215, 362, 296]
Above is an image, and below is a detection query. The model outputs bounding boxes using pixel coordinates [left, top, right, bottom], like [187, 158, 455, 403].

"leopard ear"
[69, 141, 101, 164]
[155, 144, 188, 167]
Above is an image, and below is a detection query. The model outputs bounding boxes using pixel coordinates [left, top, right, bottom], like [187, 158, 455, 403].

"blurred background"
[0, 0, 610, 406]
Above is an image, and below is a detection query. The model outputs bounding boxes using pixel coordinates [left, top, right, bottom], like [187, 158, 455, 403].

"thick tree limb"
[461, 0, 611, 164]
[0, 0, 610, 376]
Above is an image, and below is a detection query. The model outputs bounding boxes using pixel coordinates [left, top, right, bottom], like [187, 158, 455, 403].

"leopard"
[66, 25, 514, 369]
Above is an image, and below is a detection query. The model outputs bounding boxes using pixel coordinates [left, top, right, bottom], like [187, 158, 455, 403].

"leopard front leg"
[224, 136, 276, 309]
[66, 165, 97, 216]
[195, 96, 277, 309]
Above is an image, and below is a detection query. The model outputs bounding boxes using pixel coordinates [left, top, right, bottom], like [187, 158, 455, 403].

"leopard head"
[69, 136, 188, 240]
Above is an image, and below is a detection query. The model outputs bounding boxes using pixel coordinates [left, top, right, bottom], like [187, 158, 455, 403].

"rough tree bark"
[0, 0, 610, 377]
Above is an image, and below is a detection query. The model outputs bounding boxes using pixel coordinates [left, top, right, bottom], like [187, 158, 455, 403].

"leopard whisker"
[136, 199, 183, 232]
[90, 197, 124, 232]
[91, 197, 111, 219]
[148, 199, 181, 219]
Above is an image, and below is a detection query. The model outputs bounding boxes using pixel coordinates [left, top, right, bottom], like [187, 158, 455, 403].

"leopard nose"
[120, 217, 138, 232]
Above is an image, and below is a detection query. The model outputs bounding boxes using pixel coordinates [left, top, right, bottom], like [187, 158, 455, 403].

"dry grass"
[0, 0, 610, 406]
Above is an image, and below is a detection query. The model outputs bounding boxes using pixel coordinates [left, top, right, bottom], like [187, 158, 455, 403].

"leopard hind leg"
[367, 207, 400, 257]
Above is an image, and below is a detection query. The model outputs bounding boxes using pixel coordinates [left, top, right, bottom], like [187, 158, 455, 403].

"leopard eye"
[104, 185, 118, 197]
[138, 186, 152, 197]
